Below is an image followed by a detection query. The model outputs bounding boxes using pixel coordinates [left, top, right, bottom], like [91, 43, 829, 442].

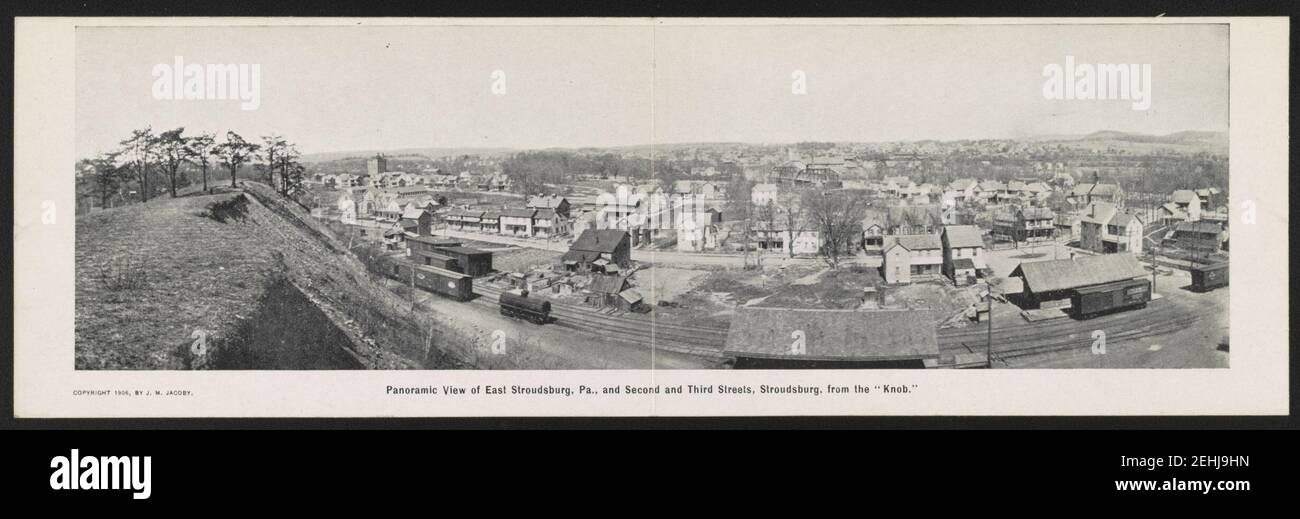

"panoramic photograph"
[73, 23, 1230, 371]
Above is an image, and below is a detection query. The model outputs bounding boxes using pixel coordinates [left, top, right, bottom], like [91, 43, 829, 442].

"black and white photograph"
[70, 22, 1231, 371]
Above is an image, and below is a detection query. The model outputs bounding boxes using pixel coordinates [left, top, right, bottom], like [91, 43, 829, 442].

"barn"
[723, 307, 939, 369]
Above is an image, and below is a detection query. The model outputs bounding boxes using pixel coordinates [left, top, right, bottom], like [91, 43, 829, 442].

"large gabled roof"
[723, 307, 939, 361]
[570, 229, 629, 254]
[942, 225, 984, 249]
[1010, 253, 1148, 294]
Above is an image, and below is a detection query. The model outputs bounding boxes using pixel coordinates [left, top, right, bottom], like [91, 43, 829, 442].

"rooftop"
[723, 307, 939, 361]
[1010, 253, 1149, 294]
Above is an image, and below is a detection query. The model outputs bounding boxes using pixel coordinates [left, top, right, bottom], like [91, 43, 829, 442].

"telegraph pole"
[984, 282, 994, 369]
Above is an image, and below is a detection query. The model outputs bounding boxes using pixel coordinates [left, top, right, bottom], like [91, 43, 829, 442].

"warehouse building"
[723, 307, 939, 369]
[433, 246, 494, 277]
[1008, 253, 1149, 309]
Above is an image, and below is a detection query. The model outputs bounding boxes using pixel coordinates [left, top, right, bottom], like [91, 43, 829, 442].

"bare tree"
[779, 189, 807, 258]
[275, 144, 306, 199]
[213, 131, 259, 189]
[154, 127, 190, 198]
[725, 174, 755, 268]
[802, 189, 865, 268]
[260, 134, 288, 186]
[185, 133, 217, 193]
[119, 127, 156, 202]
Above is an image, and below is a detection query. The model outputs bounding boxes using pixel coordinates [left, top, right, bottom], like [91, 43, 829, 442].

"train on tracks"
[1189, 262, 1229, 292]
[378, 255, 473, 301]
[377, 254, 554, 325]
[498, 289, 553, 324]
[1070, 278, 1151, 319]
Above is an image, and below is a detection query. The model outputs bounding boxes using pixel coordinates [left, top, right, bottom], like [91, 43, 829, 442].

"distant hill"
[301, 147, 517, 163]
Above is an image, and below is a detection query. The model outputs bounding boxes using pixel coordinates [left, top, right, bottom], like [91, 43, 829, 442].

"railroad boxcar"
[411, 265, 473, 301]
[1189, 262, 1229, 292]
[499, 289, 552, 324]
[1070, 278, 1150, 319]
[379, 256, 473, 302]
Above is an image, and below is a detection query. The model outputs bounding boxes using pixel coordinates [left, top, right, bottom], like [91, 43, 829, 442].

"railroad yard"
[296, 136, 1232, 370]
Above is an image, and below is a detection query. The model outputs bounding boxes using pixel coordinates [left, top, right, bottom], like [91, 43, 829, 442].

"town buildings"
[991, 206, 1057, 244]
[881, 233, 943, 284]
[562, 229, 632, 274]
[940, 225, 986, 285]
[1078, 202, 1144, 255]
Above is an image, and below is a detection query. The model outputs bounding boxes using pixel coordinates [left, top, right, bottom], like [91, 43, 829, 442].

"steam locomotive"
[498, 289, 552, 325]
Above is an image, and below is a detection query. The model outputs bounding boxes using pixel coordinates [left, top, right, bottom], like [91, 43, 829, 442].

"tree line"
[79, 127, 308, 210]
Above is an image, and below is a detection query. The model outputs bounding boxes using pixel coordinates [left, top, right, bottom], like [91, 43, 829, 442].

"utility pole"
[985, 282, 994, 369]
[1150, 239, 1158, 295]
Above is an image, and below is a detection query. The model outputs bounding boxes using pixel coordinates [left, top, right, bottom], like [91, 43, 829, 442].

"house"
[991, 206, 1056, 243]
[1195, 188, 1221, 210]
[1070, 183, 1125, 209]
[861, 223, 886, 254]
[336, 191, 357, 224]
[1054, 211, 1082, 242]
[500, 207, 537, 237]
[676, 207, 722, 252]
[673, 180, 725, 200]
[947, 178, 980, 202]
[723, 307, 939, 369]
[532, 208, 568, 238]
[445, 208, 484, 232]
[1170, 190, 1202, 222]
[1079, 203, 1144, 255]
[596, 198, 642, 231]
[751, 183, 780, 206]
[372, 199, 404, 221]
[398, 205, 433, 236]
[752, 221, 821, 255]
[1157, 203, 1189, 225]
[1009, 253, 1149, 309]
[940, 225, 986, 284]
[1171, 221, 1225, 254]
[881, 233, 943, 284]
[527, 194, 571, 218]
[1050, 171, 1076, 189]
[479, 211, 501, 234]
[561, 229, 632, 273]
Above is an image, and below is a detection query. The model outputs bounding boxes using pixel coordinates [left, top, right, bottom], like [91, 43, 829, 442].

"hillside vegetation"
[75, 182, 491, 370]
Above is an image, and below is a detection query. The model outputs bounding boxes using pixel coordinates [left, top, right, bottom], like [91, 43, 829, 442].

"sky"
[76, 22, 1228, 157]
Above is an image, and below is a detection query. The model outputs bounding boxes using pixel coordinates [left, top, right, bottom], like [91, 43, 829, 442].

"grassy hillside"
[75, 183, 487, 370]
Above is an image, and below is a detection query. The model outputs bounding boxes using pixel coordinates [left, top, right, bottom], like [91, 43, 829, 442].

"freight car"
[1189, 262, 1229, 292]
[499, 289, 552, 324]
[379, 255, 473, 301]
[1070, 278, 1150, 319]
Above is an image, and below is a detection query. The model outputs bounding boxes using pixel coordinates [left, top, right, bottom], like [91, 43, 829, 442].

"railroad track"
[942, 314, 1202, 367]
[938, 298, 1181, 349]
[399, 270, 1202, 366]
[471, 284, 728, 358]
